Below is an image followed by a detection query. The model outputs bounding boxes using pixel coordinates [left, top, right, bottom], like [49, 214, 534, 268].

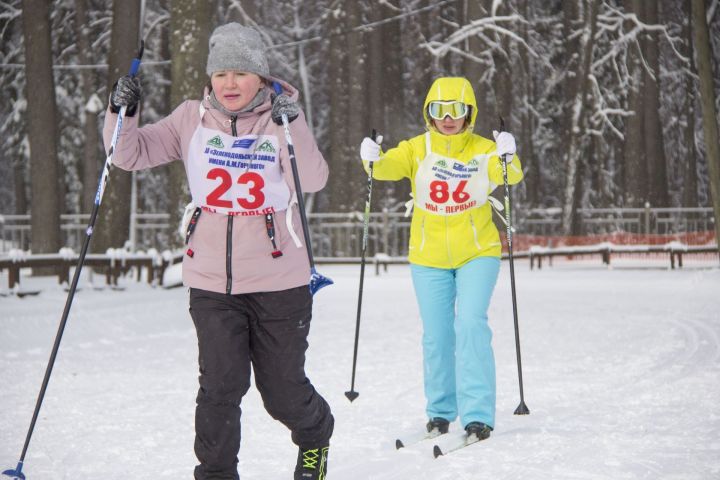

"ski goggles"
[427, 101, 469, 120]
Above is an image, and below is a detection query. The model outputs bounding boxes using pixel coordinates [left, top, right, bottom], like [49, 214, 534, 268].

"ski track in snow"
[1, 261, 718, 479]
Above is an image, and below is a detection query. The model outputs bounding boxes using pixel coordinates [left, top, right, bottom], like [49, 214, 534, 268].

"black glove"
[110, 75, 142, 117]
[270, 93, 300, 125]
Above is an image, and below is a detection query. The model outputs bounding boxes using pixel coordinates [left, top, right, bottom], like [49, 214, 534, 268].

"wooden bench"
[528, 243, 719, 270]
[0, 251, 184, 290]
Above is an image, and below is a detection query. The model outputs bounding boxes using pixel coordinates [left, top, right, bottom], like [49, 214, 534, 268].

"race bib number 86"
[415, 155, 490, 215]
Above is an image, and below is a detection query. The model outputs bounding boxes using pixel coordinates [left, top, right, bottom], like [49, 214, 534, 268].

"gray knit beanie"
[206, 23, 269, 78]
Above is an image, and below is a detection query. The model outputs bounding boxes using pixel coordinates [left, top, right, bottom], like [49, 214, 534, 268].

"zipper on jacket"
[419, 216, 426, 251]
[226, 216, 233, 294]
[225, 115, 237, 294]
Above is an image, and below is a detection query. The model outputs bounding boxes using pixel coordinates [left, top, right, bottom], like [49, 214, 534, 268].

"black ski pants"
[189, 286, 334, 480]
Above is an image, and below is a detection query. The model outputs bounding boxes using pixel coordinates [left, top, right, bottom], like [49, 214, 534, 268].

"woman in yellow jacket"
[360, 77, 523, 441]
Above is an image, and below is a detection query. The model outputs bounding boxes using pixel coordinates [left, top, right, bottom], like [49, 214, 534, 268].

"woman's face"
[210, 71, 264, 111]
[432, 116, 466, 135]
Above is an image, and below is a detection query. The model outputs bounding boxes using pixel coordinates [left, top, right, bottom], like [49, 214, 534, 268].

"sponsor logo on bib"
[232, 138, 255, 149]
[207, 135, 224, 148]
[256, 140, 276, 153]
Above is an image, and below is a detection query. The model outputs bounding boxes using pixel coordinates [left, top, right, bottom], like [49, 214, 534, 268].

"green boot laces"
[302, 448, 320, 469]
[300, 447, 328, 479]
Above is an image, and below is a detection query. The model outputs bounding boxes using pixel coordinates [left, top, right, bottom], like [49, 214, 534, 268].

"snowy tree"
[0, 0, 27, 216]
[92, 0, 142, 253]
[73, 0, 107, 213]
[164, 0, 211, 247]
[21, 0, 61, 259]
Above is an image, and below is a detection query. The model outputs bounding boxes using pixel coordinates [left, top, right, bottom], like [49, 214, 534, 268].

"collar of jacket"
[201, 85, 273, 120]
[427, 127, 472, 157]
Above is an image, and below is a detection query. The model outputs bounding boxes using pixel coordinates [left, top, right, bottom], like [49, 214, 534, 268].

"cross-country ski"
[395, 425, 447, 450]
[432, 432, 486, 458]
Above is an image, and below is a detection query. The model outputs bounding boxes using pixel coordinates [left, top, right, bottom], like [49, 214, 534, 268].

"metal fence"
[519, 206, 716, 237]
[1, 207, 716, 256]
[0, 213, 172, 253]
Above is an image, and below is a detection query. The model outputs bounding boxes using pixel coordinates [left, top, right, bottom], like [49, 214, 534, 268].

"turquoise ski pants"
[410, 257, 501, 429]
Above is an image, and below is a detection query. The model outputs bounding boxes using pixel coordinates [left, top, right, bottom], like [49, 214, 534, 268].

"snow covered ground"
[1, 258, 719, 479]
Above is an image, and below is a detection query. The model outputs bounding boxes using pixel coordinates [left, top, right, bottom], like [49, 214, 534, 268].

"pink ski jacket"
[103, 80, 328, 294]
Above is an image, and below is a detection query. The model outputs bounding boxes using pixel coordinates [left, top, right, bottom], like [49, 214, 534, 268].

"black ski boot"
[465, 421, 492, 442]
[426, 417, 450, 435]
[294, 445, 329, 480]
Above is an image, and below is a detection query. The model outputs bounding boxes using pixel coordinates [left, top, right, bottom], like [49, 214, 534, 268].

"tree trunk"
[692, 0, 720, 246]
[491, 31, 513, 125]
[519, 0, 537, 205]
[21, 0, 61, 263]
[325, 1, 350, 211]
[463, 0, 488, 135]
[13, 158, 28, 217]
[362, 1, 407, 212]
[623, 0, 648, 207]
[560, 0, 581, 210]
[682, 0, 699, 207]
[561, 0, 599, 235]
[94, 0, 141, 253]
[344, 0, 367, 211]
[166, 0, 212, 246]
[367, 5, 385, 137]
[74, 0, 103, 214]
[642, 0, 670, 207]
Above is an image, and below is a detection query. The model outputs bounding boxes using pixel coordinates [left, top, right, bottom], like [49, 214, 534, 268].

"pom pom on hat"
[206, 23, 269, 78]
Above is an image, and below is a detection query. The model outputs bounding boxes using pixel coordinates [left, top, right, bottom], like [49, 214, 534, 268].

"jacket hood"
[422, 77, 478, 132]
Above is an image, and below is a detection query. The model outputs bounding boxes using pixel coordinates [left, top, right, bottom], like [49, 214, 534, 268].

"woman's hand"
[110, 75, 142, 117]
[271, 93, 300, 125]
[492, 130, 517, 158]
[360, 136, 383, 163]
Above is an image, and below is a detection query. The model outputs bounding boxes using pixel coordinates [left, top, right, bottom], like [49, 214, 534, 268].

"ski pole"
[345, 130, 378, 402]
[498, 117, 529, 416]
[2, 43, 145, 480]
[271, 82, 333, 295]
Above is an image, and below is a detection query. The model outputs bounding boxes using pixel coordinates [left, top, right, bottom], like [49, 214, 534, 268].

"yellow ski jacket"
[366, 77, 524, 269]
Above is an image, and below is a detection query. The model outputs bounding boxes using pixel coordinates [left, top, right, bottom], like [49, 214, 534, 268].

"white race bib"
[414, 133, 491, 215]
[187, 125, 290, 216]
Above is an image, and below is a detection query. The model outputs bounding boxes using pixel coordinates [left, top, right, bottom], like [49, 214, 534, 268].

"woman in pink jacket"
[104, 23, 332, 480]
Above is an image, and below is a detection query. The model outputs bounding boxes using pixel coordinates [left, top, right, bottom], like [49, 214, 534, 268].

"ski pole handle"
[129, 40, 145, 77]
[497, 115, 511, 166]
[271, 81, 289, 123]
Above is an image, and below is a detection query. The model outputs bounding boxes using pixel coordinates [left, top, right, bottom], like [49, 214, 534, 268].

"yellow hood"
[423, 77, 478, 131]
